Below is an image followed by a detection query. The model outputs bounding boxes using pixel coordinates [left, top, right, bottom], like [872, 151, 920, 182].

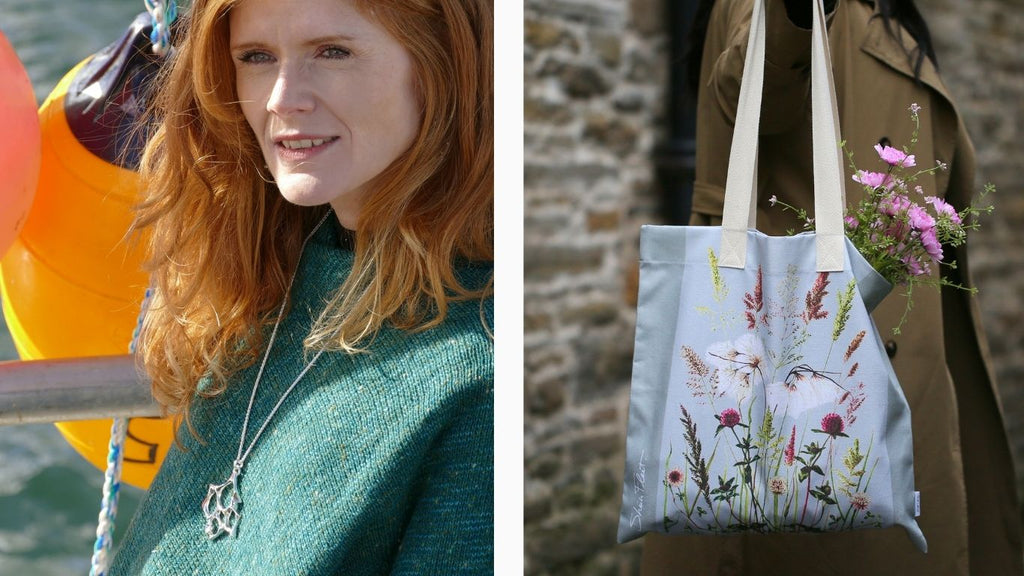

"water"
[1, 1, 156, 572]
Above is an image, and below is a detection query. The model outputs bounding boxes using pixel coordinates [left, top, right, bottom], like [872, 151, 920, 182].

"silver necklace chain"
[202, 210, 333, 540]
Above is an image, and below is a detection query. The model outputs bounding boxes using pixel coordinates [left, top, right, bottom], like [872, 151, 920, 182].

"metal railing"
[0, 355, 160, 425]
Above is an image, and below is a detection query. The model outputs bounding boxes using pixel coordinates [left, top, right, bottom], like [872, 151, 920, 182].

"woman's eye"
[236, 50, 274, 65]
[319, 46, 351, 60]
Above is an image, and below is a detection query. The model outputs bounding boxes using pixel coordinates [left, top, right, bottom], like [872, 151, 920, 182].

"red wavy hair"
[133, 0, 493, 434]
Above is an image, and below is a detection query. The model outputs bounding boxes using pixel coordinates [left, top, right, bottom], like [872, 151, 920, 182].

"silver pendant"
[202, 460, 243, 539]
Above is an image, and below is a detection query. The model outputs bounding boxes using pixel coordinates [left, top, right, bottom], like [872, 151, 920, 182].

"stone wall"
[524, 0, 667, 573]
[524, 1, 1024, 574]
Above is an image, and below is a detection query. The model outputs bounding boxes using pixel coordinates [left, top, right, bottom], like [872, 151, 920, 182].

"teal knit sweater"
[109, 219, 493, 575]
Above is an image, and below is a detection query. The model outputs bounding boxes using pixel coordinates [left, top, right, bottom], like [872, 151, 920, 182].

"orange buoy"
[0, 31, 41, 259]
[0, 16, 174, 490]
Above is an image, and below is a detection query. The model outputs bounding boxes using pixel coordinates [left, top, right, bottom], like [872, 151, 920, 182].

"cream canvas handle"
[719, 0, 846, 271]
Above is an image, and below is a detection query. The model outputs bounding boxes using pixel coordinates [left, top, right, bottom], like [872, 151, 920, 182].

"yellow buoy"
[0, 39, 173, 490]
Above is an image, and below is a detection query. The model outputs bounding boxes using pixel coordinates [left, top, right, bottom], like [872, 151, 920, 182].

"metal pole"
[0, 355, 160, 425]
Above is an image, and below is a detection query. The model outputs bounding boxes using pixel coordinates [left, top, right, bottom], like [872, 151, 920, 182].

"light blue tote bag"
[617, 0, 926, 552]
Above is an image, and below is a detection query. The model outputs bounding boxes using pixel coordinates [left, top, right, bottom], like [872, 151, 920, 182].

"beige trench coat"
[640, 0, 1022, 574]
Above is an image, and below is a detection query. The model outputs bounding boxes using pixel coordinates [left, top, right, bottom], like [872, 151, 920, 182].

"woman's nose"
[266, 65, 315, 115]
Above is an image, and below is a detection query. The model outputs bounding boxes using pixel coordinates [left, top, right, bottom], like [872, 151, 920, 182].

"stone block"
[561, 63, 612, 99]
[537, 56, 567, 78]
[525, 510, 619, 570]
[524, 493, 554, 525]
[528, 448, 564, 480]
[575, 338, 635, 399]
[525, 163, 618, 190]
[591, 466, 621, 504]
[588, 405, 619, 425]
[526, 209, 573, 238]
[626, 45, 660, 84]
[588, 31, 622, 67]
[524, 243, 605, 279]
[570, 431, 624, 465]
[630, 0, 664, 36]
[562, 301, 621, 328]
[583, 114, 640, 157]
[589, 208, 618, 230]
[525, 94, 573, 125]
[528, 378, 568, 416]
[525, 18, 567, 50]
[527, 0, 622, 27]
[613, 90, 648, 113]
[524, 312, 553, 333]
[560, 483, 589, 508]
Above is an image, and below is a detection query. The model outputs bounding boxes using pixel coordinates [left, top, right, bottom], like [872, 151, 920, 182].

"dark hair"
[686, 0, 938, 95]
[876, 0, 936, 79]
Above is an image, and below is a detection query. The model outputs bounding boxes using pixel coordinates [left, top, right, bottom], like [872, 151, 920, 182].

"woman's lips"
[274, 136, 340, 161]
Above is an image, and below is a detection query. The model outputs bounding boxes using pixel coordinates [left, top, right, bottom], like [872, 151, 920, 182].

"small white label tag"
[914, 491, 921, 517]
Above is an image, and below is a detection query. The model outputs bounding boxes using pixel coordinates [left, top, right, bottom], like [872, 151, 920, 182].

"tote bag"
[617, 0, 926, 552]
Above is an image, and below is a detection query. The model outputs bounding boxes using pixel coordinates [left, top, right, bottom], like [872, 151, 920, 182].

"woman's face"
[230, 0, 420, 229]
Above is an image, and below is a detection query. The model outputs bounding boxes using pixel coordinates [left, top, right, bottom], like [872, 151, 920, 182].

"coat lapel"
[857, 1, 953, 105]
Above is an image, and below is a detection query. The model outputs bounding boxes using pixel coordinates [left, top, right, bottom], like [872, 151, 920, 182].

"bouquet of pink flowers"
[772, 103, 992, 333]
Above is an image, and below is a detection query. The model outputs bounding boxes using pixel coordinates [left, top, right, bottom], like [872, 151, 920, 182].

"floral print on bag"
[661, 250, 884, 534]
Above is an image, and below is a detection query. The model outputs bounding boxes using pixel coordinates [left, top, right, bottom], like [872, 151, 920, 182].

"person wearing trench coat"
[639, 0, 1022, 574]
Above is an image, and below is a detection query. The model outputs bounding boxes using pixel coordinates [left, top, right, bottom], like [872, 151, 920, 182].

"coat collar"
[856, 0, 953, 104]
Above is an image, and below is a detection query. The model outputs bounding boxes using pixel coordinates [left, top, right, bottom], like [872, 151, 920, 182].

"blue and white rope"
[144, 0, 178, 56]
[89, 417, 128, 576]
[89, 287, 153, 576]
[89, 6, 176, 572]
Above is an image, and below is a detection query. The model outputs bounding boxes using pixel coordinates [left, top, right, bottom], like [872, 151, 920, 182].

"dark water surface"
[1, 1, 158, 572]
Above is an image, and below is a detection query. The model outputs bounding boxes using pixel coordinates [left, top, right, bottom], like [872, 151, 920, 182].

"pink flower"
[852, 170, 893, 189]
[851, 492, 871, 511]
[719, 408, 741, 428]
[844, 215, 859, 230]
[921, 227, 943, 261]
[769, 476, 787, 495]
[667, 468, 684, 486]
[879, 194, 911, 217]
[925, 196, 962, 225]
[885, 220, 912, 244]
[874, 144, 916, 167]
[907, 204, 935, 231]
[820, 413, 845, 437]
[902, 254, 927, 276]
[784, 426, 796, 466]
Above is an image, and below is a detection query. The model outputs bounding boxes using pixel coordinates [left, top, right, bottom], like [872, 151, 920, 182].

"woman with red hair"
[110, 0, 493, 573]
